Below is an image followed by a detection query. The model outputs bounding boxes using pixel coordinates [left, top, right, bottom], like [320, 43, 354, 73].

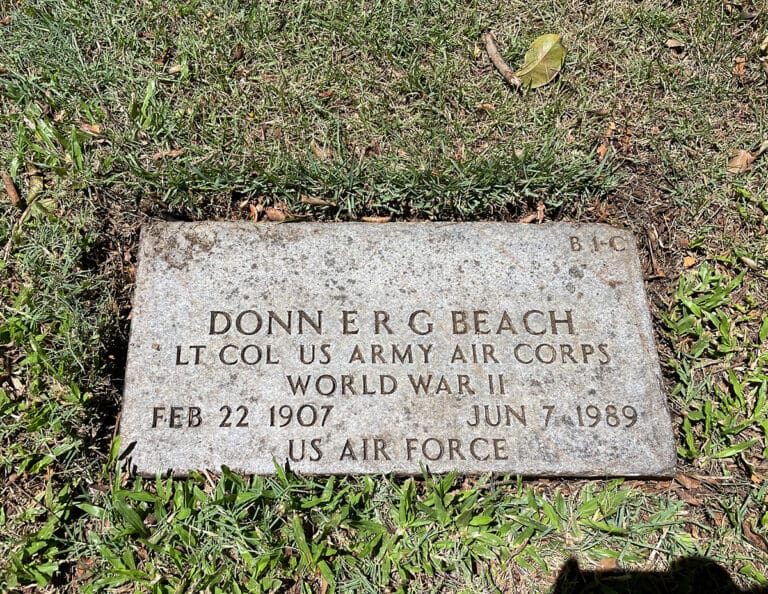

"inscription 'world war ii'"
[119, 222, 676, 477]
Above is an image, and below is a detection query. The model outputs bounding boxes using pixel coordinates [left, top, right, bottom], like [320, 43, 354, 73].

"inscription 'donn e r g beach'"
[119, 222, 676, 477]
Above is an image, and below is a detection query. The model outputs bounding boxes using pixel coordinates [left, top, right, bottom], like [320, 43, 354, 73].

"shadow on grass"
[552, 557, 767, 594]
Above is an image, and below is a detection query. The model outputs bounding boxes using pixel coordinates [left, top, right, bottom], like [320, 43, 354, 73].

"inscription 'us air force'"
[119, 222, 676, 477]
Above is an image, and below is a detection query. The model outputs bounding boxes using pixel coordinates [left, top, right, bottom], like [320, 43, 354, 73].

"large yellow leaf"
[516, 34, 566, 89]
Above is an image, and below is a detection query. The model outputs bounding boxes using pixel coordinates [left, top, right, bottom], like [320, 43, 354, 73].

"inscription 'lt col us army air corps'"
[119, 222, 676, 477]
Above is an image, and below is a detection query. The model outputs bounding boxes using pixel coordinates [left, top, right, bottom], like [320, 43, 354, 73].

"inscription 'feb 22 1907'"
[119, 222, 676, 477]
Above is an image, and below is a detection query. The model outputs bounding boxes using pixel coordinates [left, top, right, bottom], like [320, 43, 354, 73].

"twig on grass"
[482, 31, 521, 90]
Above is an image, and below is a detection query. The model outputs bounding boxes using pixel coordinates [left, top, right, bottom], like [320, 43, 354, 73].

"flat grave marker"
[119, 222, 676, 476]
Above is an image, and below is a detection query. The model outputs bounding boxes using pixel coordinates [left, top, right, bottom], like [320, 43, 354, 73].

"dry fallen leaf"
[742, 520, 768, 552]
[675, 473, 701, 490]
[152, 149, 185, 161]
[596, 142, 609, 161]
[80, 123, 102, 135]
[2, 171, 21, 208]
[265, 207, 286, 222]
[300, 195, 335, 207]
[740, 256, 759, 270]
[312, 143, 332, 161]
[168, 64, 183, 74]
[474, 102, 495, 112]
[666, 38, 685, 50]
[0, 16, 11, 25]
[598, 558, 618, 571]
[679, 491, 703, 506]
[683, 255, 696, 268]
[733, 56, 746, 78]
[248, 204, 259, 221]
[361, 216, 391, 223]
[727, 149, 755, 174]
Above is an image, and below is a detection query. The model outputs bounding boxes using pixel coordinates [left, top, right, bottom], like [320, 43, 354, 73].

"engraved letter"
[523, 310, 547, 335]
[342, 310, 359, 335]
[235, 310, 262, 335]
[209, 311, 232, 335]
[473, 310, 490, 334]
[188, 407, 202, 427]
[408, 310, 433, 335]
[609, 236, 626, 251]
[298, 310, 323, 334]
[374, 311, 394, 335]
[549, 310, 575, 335]
[451, 311, 469, 334]
[152, 407, 165, 428]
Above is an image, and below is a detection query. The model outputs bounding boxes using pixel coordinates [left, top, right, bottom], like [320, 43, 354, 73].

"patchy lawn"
[1, 0, 766, 591]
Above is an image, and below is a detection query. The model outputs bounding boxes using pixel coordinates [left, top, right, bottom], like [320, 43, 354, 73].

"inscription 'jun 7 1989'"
[119, 222, 676, 477]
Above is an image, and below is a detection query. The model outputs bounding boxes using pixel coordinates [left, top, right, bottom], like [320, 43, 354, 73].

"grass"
[1, 0, 767, 591]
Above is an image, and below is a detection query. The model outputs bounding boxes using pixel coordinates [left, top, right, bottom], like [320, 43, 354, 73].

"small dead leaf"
[2, 171, 21, 208]
[265, 207, 286, 222]
[312, 143, 332, 161]
[619, 127, 632, 151]
[361, 216, 391, 223]
[683, 255, 696, 268]
[727, 148, 755, 174]
[318, 89, 334, 99]
[742, 520, 768, 552]
[733, 56, 746, 78]
[152, 149, 185, 161]
[155, 48, 171, 65]
[168, 64, 183, 74]
[679, 491, 702, 506]
[474, 102, 495, 112]
[516, 34, 566, 89]
[596, 142, 609, 161]
[598, 558, 618, 571]
[300, 195, 335, 207]
[666, 38, 685, 50]
[675, 473, 701, 490]
[0, 16, 11, 25]
[518, 212, 538, 224]
[248, 204, 259, 221]
[80, 123, 102, 135]
[740, 256, 759, 270]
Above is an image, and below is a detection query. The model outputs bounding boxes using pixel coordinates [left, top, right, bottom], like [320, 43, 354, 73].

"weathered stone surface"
[120, 222, 676, 476]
